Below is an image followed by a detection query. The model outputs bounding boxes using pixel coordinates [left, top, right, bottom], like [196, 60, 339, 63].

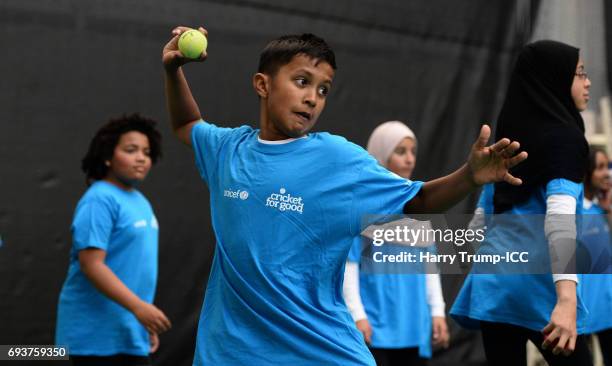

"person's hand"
[542, 298, 577, 356]
[355, 319, 373, 345]
[162, 26, 208, 71]
[467, 125, 528, 186]
[133, 301, 172, 334]
[431, 316, 450, 348]
[149, 332, 160, 353]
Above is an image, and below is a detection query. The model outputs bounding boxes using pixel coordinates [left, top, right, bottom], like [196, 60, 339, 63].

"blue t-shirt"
[190, 121, 423, 366]
[450, 180, 588, 333]
[347, 237, 432, 357]
[476, 183, 494, 215]
[56, 181, 159, 356]
[580, 200, 612, 333]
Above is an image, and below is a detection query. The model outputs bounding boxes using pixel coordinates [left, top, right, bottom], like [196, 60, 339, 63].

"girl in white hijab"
[344, 121, 449, 366]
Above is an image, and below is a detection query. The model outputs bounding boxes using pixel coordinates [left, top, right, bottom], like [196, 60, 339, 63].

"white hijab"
[366, 121, 417, 168]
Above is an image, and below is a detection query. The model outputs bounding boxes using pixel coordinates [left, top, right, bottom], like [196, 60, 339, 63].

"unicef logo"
[279, 188, 286, 194]
[223, 188, 249, 201]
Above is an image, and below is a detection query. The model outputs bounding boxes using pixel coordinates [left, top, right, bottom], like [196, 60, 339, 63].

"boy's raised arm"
[404, 125, 528, 214]
[162, 26, 208, 146]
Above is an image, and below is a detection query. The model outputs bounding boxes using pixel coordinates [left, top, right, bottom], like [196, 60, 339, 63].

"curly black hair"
[81, 113, 162, 185]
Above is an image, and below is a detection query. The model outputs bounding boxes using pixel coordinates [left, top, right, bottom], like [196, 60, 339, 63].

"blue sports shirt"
[347, 237, 432, 357]
[580, 200, 612, 333]
[56, 181, 159, 356]
[191, 121, 423, 365]
[451, 180, 588, 333]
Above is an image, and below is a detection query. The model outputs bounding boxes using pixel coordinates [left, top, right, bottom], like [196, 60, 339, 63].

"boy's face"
[258, 54, 334, 139]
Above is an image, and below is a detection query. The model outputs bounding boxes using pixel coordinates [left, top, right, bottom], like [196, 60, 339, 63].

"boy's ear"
[253, 73, 270, 98]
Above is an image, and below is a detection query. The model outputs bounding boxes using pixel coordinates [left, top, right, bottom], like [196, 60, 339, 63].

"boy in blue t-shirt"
[162, 26, 527, 365]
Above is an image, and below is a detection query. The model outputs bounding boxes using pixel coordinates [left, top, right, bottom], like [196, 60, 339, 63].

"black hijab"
[493, 40, 589, 213]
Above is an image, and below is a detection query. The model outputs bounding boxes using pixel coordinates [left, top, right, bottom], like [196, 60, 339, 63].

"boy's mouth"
[294, 111, 312, 121]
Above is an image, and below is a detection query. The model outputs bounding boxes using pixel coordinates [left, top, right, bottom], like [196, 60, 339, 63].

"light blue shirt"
[580, 200, 612, 333]
[56, 181, 158, 356]
[451, 180, 588, 333]
[348, 237, 432, 357]
[190, 121, 423, 365]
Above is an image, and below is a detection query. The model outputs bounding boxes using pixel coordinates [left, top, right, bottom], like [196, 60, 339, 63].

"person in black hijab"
[451, 40, 593, 366]
[494, 40, 589, 213]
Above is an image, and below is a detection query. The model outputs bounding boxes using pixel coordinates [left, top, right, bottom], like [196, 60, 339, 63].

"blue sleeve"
[191, 120, 234, 184]
[71, 199, 115, 252]
[347, 236, 361, 263]
[545, 178, 582, 201]
[350, 156, 424, 236]
[477, 183, 495, 214]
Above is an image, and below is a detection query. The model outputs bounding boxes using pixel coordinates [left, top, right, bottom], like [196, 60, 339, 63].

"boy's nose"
[303, 89, 317, 107]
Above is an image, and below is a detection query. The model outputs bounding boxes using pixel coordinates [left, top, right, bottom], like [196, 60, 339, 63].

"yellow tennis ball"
[178, 29, 207, 59]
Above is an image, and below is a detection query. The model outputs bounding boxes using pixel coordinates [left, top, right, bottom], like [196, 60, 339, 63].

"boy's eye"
[295, 78, 307, 86]
[318, 86, 329, 96]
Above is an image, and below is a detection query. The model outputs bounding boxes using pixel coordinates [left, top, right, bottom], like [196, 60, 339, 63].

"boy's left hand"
[467, 125, 527, 186]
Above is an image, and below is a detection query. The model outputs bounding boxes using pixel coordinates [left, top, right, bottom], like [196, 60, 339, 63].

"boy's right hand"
[162, 26, 208, 71]
[133, 301, 172, 334]
[355, 319, 373, 345]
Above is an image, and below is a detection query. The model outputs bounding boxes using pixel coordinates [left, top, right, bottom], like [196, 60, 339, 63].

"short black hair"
[81, 113, 162, 185]
[257, 33, 337, 75]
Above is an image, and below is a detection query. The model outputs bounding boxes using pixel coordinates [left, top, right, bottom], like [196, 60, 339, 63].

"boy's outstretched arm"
[404, 125, 527, 214]
[162, 26, 208, 146]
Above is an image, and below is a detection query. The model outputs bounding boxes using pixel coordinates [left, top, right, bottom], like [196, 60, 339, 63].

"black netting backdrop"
[0, 1, 538, 365]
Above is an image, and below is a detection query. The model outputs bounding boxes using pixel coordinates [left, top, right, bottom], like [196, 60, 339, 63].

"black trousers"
[71, 354, 151, 366]
[481, 321, 592, 366]
[370, 347, 427, 366]
[594, 328, 612, 366]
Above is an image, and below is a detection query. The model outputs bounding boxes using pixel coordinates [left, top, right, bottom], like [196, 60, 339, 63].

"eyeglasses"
[575, 71, 588, 80]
